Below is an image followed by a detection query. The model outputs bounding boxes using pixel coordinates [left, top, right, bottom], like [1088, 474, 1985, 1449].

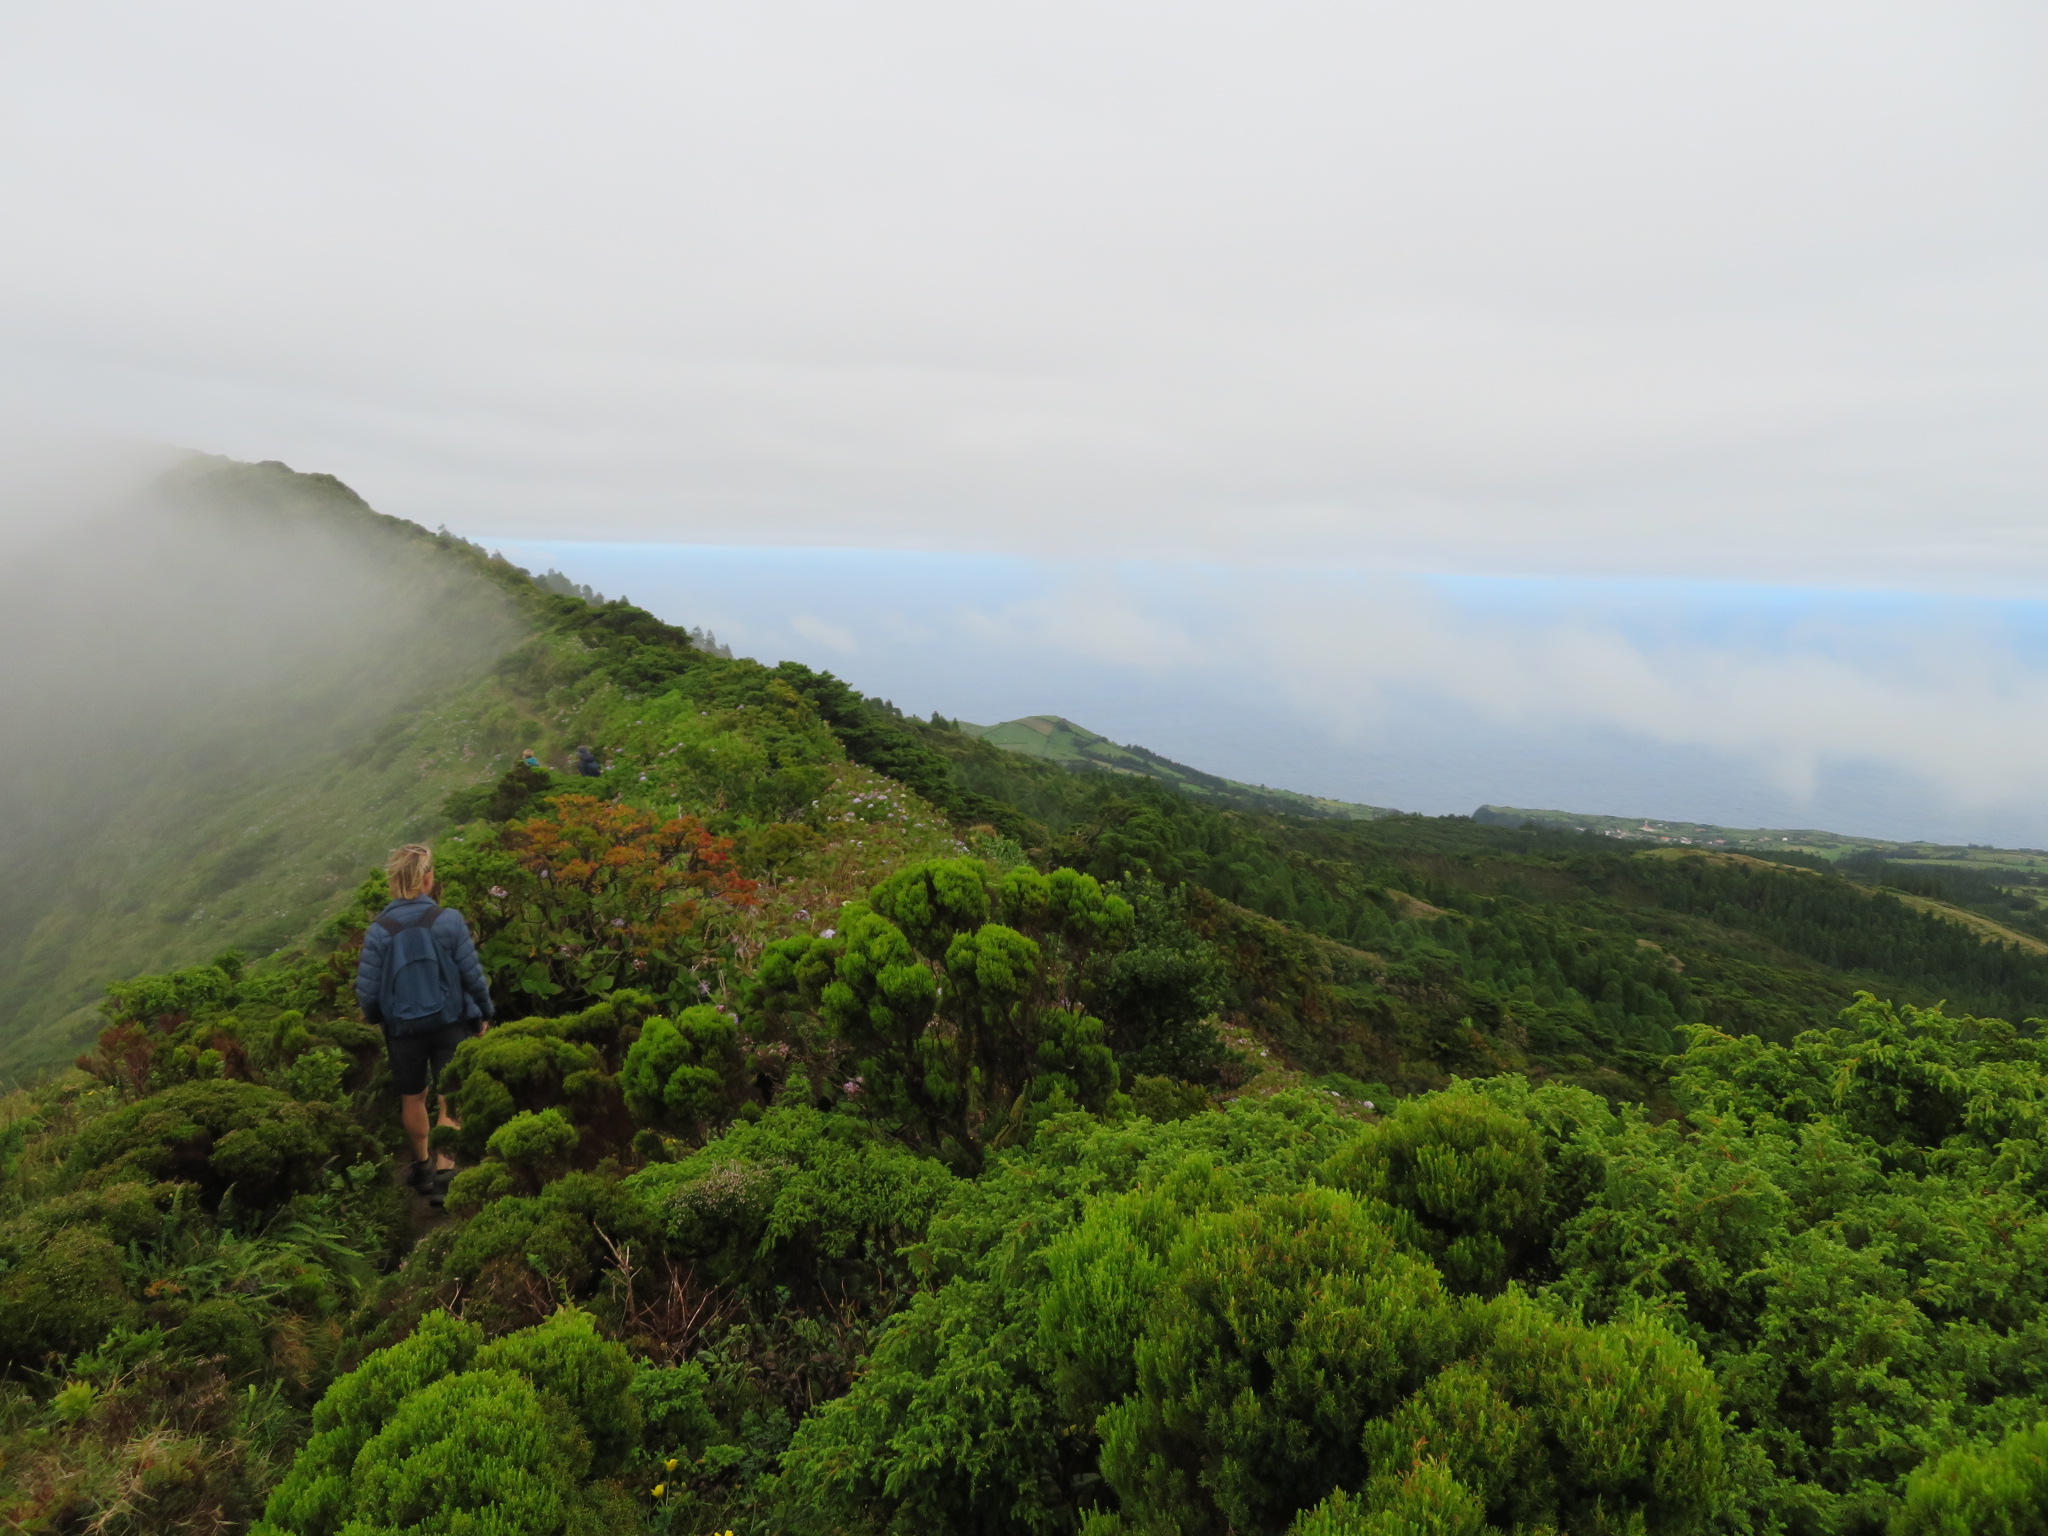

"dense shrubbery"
[775, 1089, 1724, 1535]
[750, 858, 1131, 1167]
[628, 1105, 955, 1298]
[437, 795, 756, 1016]
[252, 1308, 644, 1536]
[18, 870, 2046, 1536]
[438, 990, 660, 1166]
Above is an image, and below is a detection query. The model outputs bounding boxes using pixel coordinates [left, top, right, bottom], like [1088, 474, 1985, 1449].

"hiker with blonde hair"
[354, 843, 494, 1205]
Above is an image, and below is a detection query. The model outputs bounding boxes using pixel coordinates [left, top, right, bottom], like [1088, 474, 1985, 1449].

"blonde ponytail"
[387, 843, 435, 900]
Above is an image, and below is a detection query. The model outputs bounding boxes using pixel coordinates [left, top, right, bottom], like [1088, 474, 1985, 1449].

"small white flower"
[819, 927, 836, 939]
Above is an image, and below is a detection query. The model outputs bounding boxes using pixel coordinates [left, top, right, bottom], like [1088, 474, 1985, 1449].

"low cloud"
[955, 577, 1205, 673]
[790, 613, 857, 654]
[978, 565, 2048, 815]
[485, 535, 2048, 839]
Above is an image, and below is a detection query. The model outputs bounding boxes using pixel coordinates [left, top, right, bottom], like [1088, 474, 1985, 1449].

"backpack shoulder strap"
[375, 904, 443, 937]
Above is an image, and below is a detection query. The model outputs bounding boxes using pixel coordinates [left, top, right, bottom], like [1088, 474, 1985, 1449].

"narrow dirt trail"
[390, 1157, 454, 1244]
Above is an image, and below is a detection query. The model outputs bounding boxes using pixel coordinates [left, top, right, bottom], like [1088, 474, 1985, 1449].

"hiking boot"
[429, 1164, 455, 1208]
[405, 1158, 433, 1196]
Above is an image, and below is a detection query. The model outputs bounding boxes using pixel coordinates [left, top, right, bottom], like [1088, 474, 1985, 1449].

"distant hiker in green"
[354, 843, 494, 1206]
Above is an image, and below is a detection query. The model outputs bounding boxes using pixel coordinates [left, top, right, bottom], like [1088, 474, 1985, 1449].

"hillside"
[7, 457, 2048, 1531]
[1481, 802, 2048, 963]
[960, 713, 1395, 819]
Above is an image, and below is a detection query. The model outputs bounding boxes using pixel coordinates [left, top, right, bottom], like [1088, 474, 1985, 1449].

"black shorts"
[385, 1019, 480, 1097]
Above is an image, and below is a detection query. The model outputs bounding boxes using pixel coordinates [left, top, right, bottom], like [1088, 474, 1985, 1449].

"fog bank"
[0, 452, 521, 1070]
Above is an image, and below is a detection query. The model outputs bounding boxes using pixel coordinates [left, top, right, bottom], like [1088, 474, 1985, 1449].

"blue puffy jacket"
[354, 897, 494, 1025]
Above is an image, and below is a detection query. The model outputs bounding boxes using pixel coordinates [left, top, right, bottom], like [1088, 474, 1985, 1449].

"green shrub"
[1126, 1075, 1213, 1123]
[778, 1093, 1365, 1535]
[0, 1227, 138, 1367]
[443, 1159, 520, 1213]
[633, 1361, 717, 1459]
[627, 1105, 954, 1296]
[1322, 1084, 1549, 1293]
[64, 1080, 372, 1211]
[102, 960, 239, 1029]
[1097, 1187, 1461, 1535]
[440, 993, 657, 1162]
[279, 1045, 351, 1104]
[257, 1310, 483, 1535]
[1893, 1419, 2048, 1535]
[1359, 1289, 1725, 1534]
[441, 760, 557, 824]
[19, 1179, 166, 1248]
[418, 1172, 663, 1332]
[866, 856, 991, 949]
[1096, 878, 1228, 1081]
[619, 1005, 746, 1141]
[1287, 1466, 1489, 1536]
[486, 1109, 582, 1193]
[256, 1308, 639, 1536]
[326, 1369, 586, 1534]
[174, 1297, 268, 1379]
[474, 1308, 640, 1472]
[752, 858, 1132, 1164]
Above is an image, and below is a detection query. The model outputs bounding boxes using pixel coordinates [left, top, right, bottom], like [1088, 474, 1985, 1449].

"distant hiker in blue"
[574, 744, 602, 777]
[354, 843, 494, 1206]
[521, 747, 543, 770]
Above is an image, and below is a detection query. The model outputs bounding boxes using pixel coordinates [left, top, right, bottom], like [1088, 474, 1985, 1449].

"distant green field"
[959, 714, 1395, 821]
[1475, 803, 2048, 874]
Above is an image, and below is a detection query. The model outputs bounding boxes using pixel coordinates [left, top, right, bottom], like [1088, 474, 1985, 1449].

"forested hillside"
[2, 458, 2047, 1532]
[959, 714, 1394, 820]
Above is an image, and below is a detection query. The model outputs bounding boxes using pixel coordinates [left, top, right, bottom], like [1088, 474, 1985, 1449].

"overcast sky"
[8, 3, 2048, 838]
[5, 2, 2046, 582]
